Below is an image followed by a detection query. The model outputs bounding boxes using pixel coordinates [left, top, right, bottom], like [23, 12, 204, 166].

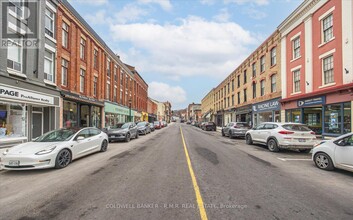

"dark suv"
[201, 122, 217, 131]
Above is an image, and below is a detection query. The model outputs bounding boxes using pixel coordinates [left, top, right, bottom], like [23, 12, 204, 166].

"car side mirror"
[77, 136, 85, 141]
[335, 139, 347, 146]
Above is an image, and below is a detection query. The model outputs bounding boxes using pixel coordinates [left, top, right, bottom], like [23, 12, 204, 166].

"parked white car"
[0, 127, 108, 170]
[312, 133, 353, 172]
[245, 122, 317, 152]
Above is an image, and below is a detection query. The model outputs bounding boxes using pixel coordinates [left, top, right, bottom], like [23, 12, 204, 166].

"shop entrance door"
[32, 109, 43, 139]
[80, 105, 90, 127]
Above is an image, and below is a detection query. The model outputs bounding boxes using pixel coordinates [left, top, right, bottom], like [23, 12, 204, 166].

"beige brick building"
[213, 30, 282, 127]
[201, 88, 215, 122]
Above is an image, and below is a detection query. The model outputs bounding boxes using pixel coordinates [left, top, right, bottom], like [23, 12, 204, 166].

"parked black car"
[201, 122, 217, 131]
[222, 122, 251, 138]
[137, 122, 151, 135]
[106, 122, 138, 142]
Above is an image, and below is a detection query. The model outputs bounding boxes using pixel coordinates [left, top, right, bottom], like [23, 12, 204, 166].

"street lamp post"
[128, 99, 132, 122]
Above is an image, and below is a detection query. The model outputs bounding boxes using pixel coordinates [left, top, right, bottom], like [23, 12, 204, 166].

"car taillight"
[310, 131, 316, 135]
[278, 131, 294, 135]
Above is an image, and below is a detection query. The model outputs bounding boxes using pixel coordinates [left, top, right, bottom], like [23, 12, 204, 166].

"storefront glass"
[91, 106, 101, 128]
[304, 107, 322, 135]
[274, 111, 280, 122]
[324, 104, 341, 134]
[343, 102, 351, 134]
[63, 101, 78, 128]
[287, 109, 301, 123]
[80, 105, 90, 127]
[0, 102, 27, 139]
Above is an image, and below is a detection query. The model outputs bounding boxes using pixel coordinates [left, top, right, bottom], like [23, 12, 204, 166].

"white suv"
[245, 122, 317, 152]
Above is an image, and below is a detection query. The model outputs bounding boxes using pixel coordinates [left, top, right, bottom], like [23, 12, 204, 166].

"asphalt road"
[0, 123, 352, 220]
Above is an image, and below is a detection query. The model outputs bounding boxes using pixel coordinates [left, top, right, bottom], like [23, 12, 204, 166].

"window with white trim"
[323, 55, 334, 85]
[107, 58, 111, 77]
[44, 50, 54, 82]
[45, 8, 54, 38]
[293, 70, 300, 93]
[106, 82, 110, 99]
[260, 56, 265, 72]
[260, 80, 265, 96]
[80, 69, 85, 92]
[271, 74, 276, 93]
[293, 37, 300, 59]
[323, 14, 333, 43]
[61, 58, 68, 86]
[8, 0, 24, 18]
[62, 22, 69, 48]
[7, 39, 22, 72]
[80, 38, 86, 60]
[271, 47, 276, 66]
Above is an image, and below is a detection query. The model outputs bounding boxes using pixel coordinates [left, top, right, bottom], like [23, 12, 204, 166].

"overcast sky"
[69, 0, 302, 109]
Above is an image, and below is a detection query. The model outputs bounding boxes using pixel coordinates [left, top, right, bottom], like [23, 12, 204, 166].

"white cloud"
[243, 7, 267, 19]
[85, 10, 110, 25]
[213, 8, 231, 22]
[200, 0, 216, 5]
[137, 0, 172, 11]
[110, 16, 259, 80]
[224, 0, 269, 6]
[71, 0, 108, 6]
[114, 4, 149, 24]
[148, 82, 187, 103]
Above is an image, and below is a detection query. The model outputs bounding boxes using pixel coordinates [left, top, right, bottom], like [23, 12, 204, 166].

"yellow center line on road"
[180, 126, 208, 220]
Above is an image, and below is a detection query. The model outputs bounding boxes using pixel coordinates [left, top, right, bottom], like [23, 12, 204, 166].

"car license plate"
[111, 135, 115, 138]
[9, 160, 20, 166]
[298, 139, 306, 142]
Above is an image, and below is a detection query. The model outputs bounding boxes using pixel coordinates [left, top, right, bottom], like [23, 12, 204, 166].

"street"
[1, 123, 353, 220]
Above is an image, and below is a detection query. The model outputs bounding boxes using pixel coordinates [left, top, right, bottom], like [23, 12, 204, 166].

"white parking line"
[277, 157, 312, 161]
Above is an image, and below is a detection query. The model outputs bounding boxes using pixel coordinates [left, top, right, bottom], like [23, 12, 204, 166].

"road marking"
[180, 126, 208, 220]
[277, 157, 312, 161]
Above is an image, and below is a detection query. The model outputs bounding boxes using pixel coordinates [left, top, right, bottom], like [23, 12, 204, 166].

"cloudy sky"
[69, 0, 302, 109]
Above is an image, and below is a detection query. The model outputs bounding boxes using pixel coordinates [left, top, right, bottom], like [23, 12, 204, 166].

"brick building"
[201, 88, 215, 122]
[147, 97, 158, 122]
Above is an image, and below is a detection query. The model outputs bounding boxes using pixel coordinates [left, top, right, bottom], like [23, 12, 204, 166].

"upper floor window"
[260, 55, 265, 72]
[114, 67, 118, 81]
[232, 95, 234, 106]
[80, 69, 85, 92]
[231, 79, 234, 91]
[44, 50, 54, 82]
[252, 63, 256, 77]
[93, 49, 98, 69]
[93, 76, 98, 97]
[270, 47, 276, 66]
[237, 75, 240, 88]
[80, 38, 86, 60]
[252, 82, 256, 99]
[244, 70, 247, 84]
[45, 8, 54, 38]
[323, 55, 334, 85]
[293, 37, 300, 59]
[271, 74, 276, 93]
[293, 70, 300, 93]
[323, 14, 333, 43]
[106, 82, 110, 99]
[260, 80, 265, 96]
[107, 59, 111, 77]
[7, 39, 22, 72]
[61, 58, 68, 86]
[243, 88, 247, 102]
[8, 0, 24, 18]
[227, 83, 230, 94]
[62, 22, 69, 48]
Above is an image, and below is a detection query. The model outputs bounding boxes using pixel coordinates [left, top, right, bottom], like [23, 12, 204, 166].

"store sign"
[0, 85, 54, 104]
[297, 96, 326, 107]
[62, 91, 104, 106]
[252, 98, 280, 113]
[235, 105, 252, 114]
[104, 102, 135, 116]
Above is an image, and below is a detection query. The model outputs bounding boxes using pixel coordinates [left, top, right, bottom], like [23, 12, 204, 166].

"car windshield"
[34, 129, 77, 142]
[121, 123, 130, 129]
[110, 123, 125, 129]
[283, 124, 311, 131]
[137, 122, 146, 127]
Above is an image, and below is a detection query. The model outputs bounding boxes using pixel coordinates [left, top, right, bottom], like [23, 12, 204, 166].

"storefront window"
[304, 107, 322, 135]
[274, 111, 280, 123]
[80, 105, 90, 127]
[286, 109, 301, 123]
[63, 101, 78, 128]
[91, 106, 101, 128]
[0, 102, 27, 139]
[343, 102, 351, 134]
[324, 104, 341, 134]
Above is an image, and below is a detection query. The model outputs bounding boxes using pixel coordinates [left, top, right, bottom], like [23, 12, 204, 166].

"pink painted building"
[278, 0, 353, 137]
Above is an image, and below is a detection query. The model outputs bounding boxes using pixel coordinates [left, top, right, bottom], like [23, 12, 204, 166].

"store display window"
[0, 102, 27, 139]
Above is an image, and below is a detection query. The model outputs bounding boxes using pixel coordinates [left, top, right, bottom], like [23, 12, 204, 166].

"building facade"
[0, 0, 61, 147]
[164, 101, 172, 123]
[187, 103, 201, 122]
[201, 88, 214, 122]
[147, 97, 158, 123]
[279, 0, 353, 137]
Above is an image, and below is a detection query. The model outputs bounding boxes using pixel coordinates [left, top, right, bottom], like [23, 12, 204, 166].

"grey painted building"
[0, 0, 60, 147]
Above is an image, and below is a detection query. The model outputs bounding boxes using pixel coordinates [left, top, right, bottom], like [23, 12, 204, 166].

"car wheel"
[135, 132, 139, 139]
[229, 131, 233, 139]
[299, 149, 311, 153]
[55, 149, 72, 169]
[267, 139, 279, 152]
[245, 134, 253, 145]
[125, 133, 131, 142]
[314, 152, 334, 171]
[100, 140, 108, 152]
